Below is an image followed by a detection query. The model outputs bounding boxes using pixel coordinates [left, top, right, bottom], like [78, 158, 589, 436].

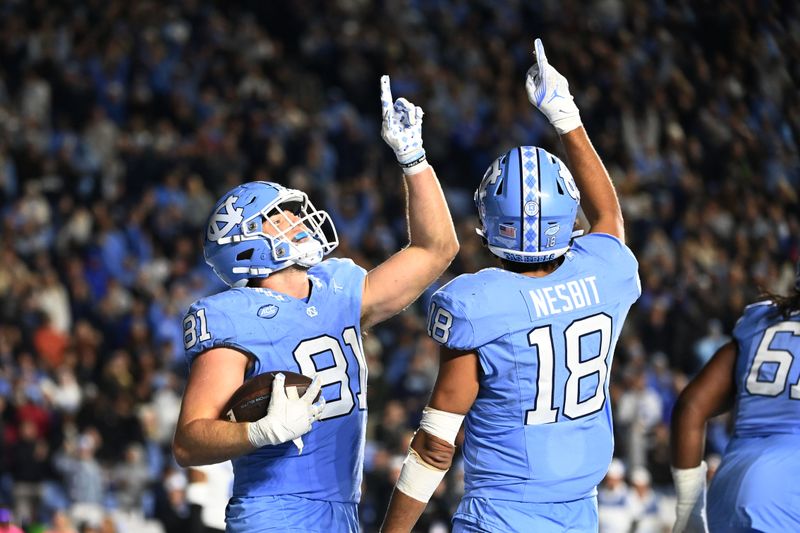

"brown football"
[221, 371, 317, 422]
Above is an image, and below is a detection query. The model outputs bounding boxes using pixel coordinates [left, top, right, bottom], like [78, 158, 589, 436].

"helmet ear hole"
[236, 249, 254, 261]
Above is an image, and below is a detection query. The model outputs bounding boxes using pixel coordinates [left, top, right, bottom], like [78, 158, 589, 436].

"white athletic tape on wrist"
[553, 115, 582, 135]
[672, 460, 708, 529]
[672, 461, 708, 502]
[419, 407, 464, 445]
[395, 448, 447, 503]
[394, 407, 463, 503]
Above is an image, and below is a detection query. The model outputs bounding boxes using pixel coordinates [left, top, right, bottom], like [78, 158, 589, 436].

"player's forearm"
[173, 418, 254, 467]
[559, 127, 624, 239]
[670, 397, 707, 469]
[404, 165, 459, 261]
[381, 489, 429, 533]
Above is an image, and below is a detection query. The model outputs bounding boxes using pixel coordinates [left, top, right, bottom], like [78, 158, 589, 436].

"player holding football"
[670, 261, 800, 533]
[172, 76, 458, 532]
[380, 38, 641, 533]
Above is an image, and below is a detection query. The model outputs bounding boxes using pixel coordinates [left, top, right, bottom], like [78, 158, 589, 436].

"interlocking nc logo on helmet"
[207, 195, 244, 242]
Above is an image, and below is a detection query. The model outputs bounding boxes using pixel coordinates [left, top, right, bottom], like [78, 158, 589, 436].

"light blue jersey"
[183, 258, 368, 508]
[730, 302, 800, 438]
[707, 302, 800, 532]
[427, 233, 640, 510]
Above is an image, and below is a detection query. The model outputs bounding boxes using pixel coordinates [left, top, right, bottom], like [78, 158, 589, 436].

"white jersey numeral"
[294, 327, 367, 420]
[745, 321, 800, 399]
[526, 326, 559, 424]
[525, 313, 613, 424]
[343, 327, 368, 410]
[183, 309, 212, 350]
[427, 302, 453, 344]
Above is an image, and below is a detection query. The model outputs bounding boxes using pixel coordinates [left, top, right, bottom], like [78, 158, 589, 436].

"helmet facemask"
[239, 192, 337, 269]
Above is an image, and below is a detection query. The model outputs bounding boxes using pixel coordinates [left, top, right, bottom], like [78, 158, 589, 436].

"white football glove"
[525, 38, 582, 135]
[247, 373, 325, 454]
[380, 75, 429, 175]
[671, 462, 710, 533]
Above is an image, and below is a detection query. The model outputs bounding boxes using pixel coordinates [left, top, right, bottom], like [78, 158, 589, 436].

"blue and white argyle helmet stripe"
[475, 146, 580, 263]
[204, 181, 338, 287]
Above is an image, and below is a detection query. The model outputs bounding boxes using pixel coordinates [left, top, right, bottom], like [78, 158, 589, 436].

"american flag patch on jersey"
[499, 224, 516, 238]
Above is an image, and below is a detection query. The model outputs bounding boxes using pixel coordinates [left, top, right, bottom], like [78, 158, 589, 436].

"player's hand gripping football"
[380, 75, 429, 175]
[246, 373, 325, 454]
[525, 38, 582, 135]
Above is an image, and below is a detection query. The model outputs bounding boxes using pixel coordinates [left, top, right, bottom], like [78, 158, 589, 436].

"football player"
[172, 76, 458, 532]
[671, 261, 800, 532]
[381, 38, 641, 533]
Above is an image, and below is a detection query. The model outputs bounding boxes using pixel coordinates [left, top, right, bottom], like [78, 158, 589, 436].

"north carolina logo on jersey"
[207, 195, 243, 242]
[257, 304, 279, 319]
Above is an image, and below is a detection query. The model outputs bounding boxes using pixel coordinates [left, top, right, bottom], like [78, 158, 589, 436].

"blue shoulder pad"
[572, 233, 640, 299]
[428, 272, 507, 350]
[733, 300, 774, 340]
[183, 292, 242, 366]
[309, 257, 367, 307]
[311, 257, 367, 286]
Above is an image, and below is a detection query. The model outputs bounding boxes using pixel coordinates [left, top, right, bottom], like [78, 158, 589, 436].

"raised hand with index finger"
[380, 75, 428, 175]
[525, 38, 582, 135]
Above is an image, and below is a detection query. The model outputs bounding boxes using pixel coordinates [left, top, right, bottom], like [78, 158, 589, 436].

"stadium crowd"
[0, 0, 797, 531]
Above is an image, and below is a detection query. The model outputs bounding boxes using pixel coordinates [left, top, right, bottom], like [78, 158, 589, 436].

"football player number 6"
[745, 322, 800, 399]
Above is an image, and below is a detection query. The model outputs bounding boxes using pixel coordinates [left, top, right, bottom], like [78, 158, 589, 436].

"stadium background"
[0, 0, 797, 531]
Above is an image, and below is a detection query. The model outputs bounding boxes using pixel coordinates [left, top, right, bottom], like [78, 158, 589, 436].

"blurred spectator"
[616, 370, 663, 470]
[598, 459, 632, 533]
[185, 461, 233, 533]
[109, 443, 151, 518]
[153, 468, 190, 533]
[54, 432, 105, 525]
[44, 510, 78, 533]
[693, 319, 731, 368]
[0, 507, 24, 533]
[627, 467, 661, 533]
[9, 419, 50, 525]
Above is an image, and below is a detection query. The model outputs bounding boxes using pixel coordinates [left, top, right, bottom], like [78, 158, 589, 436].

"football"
[221, 371, 317, 422]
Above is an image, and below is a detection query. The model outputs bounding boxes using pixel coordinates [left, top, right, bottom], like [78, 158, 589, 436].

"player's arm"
[669, 341, 737, 533]
[361, 76, 459, 329]
[381, 347, 479, 533]
[525, 38, 624, 241]
[173, 347, 323, 466]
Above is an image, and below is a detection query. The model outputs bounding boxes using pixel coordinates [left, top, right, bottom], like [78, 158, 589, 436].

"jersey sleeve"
[428, 289, 475, 350]
[428, 274, 509, 350]
[183, 296, 240, 366]
[575, 233, 641, 301]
